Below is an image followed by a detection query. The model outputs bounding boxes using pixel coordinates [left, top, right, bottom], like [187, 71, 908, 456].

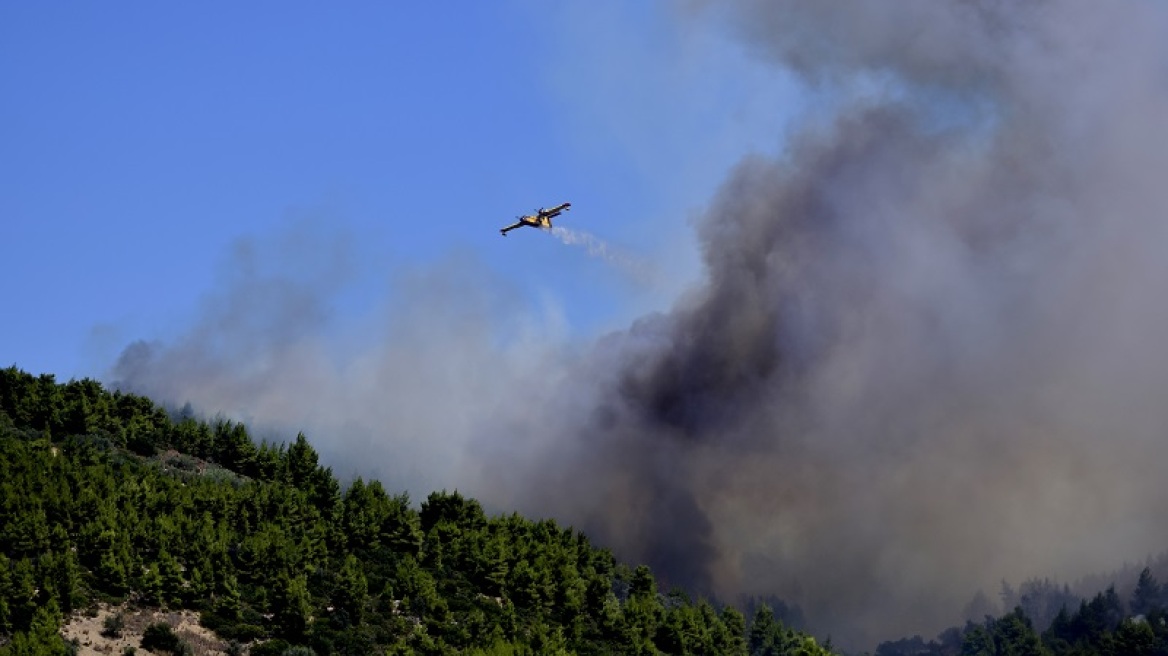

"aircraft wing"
[539, 202, 571, 218]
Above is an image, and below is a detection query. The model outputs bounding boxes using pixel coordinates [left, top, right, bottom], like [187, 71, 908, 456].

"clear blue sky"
[1, 2, 799, 382]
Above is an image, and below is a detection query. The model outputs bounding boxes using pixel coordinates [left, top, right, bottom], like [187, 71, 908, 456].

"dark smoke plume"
[483, 0, 1168, 645]
[113, 1, 1168, 648]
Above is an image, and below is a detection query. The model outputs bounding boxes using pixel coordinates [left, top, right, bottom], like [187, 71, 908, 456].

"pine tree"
[749, 604, 778, 655]
[214, 573, 242, 621]
[284, 433, 319, 489]
[1132, 567, 1163, 617]
[0, 552, 13, 635]
[272, 573, 313, 641]
[989, 607, 1046, 656]
[334, 554, 368, 625]
[717, 606, 749, 656]
[2, 599, 69, 656]
[9, 558, 38, 634]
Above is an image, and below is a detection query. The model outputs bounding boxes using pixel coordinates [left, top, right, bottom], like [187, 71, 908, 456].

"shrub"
[249, 639, 290, 656]
[140, 622, 192, 655]
[102, 613, 125, 638]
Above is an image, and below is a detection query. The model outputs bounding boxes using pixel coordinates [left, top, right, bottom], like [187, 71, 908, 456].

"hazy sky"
[1, 1, 798, 380]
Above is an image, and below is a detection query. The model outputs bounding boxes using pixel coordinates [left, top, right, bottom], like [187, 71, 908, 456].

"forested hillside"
[0, 367, 832, 655]
[6, 366, 1166, 655]
[872, 576, 1168, 656]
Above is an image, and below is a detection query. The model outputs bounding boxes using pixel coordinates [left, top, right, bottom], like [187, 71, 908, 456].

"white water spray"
[549, 226, 614, 258]
[549, 226, 659, 287]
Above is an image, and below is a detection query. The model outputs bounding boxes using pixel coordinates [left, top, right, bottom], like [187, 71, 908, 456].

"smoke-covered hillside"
[2, 367, 832, 655]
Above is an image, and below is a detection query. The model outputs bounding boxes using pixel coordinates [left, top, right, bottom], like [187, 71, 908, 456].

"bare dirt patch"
[61, 603, 230, 656]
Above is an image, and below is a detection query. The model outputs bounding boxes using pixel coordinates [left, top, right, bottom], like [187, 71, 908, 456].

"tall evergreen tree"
[1131, 568, 1163, 617]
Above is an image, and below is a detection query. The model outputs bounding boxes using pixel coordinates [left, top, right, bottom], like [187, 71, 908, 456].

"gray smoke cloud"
[113, 1, 1168, 649]
[482, 0, 1168, 646]
[113, 226, 569, 496]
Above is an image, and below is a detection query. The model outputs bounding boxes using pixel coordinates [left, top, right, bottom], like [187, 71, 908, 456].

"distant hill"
[0, 367, 834, 655]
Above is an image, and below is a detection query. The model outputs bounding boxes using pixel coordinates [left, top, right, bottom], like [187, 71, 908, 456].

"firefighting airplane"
[499, 202, 571, 236]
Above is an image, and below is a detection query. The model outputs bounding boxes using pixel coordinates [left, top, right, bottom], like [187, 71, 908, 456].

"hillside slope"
[0, 367, 832, 655]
